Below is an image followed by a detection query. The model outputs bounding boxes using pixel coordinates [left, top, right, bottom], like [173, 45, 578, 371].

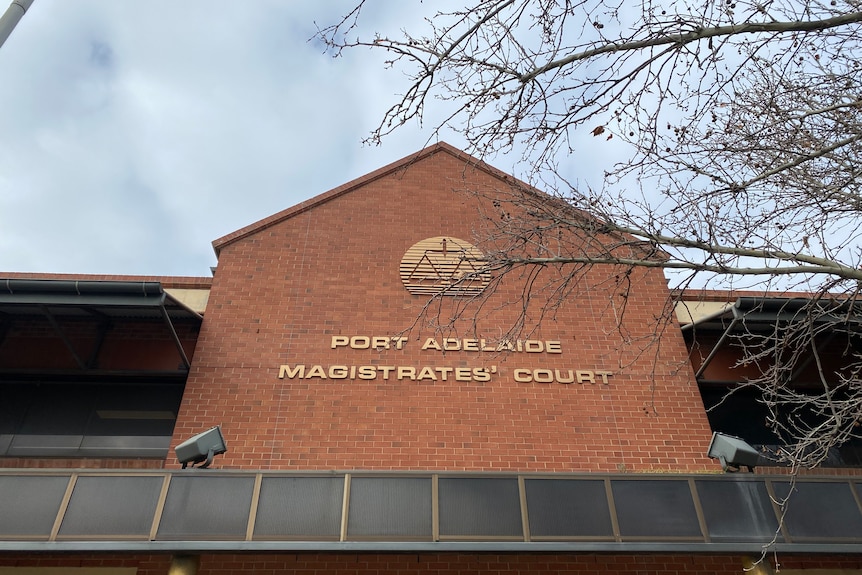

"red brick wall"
[1, 553, 860, 575]
[0, 554, 170, 575]
[172, 148, 716, 472]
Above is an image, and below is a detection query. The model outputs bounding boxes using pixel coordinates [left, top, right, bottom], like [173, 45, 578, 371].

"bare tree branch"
[318, 0, 862, 472]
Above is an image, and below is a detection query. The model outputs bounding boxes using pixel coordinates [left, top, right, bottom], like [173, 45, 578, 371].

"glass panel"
[254, 476, 343, 539]
[696, 478, 780, 542]
[701, 387, 862, 467]
[157, 475, 254, 540]
[347, 477, 431, 539]
[87, 385, 182, 436]
[525, 478, 613, 538]
[78, 435, 171, 458]
[59, 475, 163, 537]
[0, 475, 69, 537]
[700, 388, 780, 445]
[612, 479, 702, 538]
[8, 434, 83, 456]
[438, 477, 522, 538]
[1, 382, 183, 457]
[773, 481, 862, 539]
[0, 384, 32, 435]
[18, 386, 94, 435]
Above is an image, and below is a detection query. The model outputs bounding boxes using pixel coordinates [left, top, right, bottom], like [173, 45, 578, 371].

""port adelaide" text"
[276, 335, 613, 386]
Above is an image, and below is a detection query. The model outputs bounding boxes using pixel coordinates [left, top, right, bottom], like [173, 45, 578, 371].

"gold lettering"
[436, 367, 453, 380]
[421, 338, 441, 351]
[417, 367, 437, 380]
[306, 365, 326, 379]
[443, 338, 460, 351]
[513, 369, 532, 382]
[595, 370, 613, 384]
[278, 364, 305, 379]
[533, 369, 554, 383]
[397, 366, 417, 380]
[462, 339, 479, 351]
[545, 341, 562, 353]
[329, 366, 349, 379]
[472, 367, 490, 382]
[334, 336, 408, 350]
[524, 340, 544, 353]
[283, 361, 606, 385]
[372, 336, 390, 350]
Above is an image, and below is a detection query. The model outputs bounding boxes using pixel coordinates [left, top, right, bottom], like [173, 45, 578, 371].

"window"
[0, 380, 183, 458]
[700, 385, 862, 467]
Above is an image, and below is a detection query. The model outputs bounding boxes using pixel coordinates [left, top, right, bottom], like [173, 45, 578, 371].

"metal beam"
[1, 540, 861, 554]
[159, 303, 191, 370]
[86, 319, 112, 369]
[0, 367, 189, 381]
[41, 304, 87, 370]
[694, 316, 739, 380]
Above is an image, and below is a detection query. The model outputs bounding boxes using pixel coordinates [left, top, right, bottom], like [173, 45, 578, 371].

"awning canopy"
[681, 296, 862, 332]
[680, 297, 862, 382]
[0, 469, 860, 554]
[0, 279, 202, 376]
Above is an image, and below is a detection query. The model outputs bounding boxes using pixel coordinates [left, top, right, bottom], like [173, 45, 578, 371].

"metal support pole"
[0, 0, 34, 50]
[168, 555, 200, 575]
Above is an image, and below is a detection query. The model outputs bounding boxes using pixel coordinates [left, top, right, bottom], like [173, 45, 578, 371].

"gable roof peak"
[211, 142, 524, 256]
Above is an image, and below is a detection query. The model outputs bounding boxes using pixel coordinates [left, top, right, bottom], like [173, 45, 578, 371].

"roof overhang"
[0, 469, 860, 554]
[680, 297, 862, 383]
[0, 279, 202, 375]
[681, 297, 862, 332]
[0, 279, 202, 319]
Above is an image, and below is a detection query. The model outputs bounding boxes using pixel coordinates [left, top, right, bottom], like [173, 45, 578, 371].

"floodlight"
[176, 425, 227, 469]
[707, 431, 759, 472]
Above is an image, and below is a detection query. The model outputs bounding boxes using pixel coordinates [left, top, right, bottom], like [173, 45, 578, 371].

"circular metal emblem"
[400, 236, 489, 296]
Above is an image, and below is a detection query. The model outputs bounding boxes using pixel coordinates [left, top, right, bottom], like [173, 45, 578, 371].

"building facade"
[1, 144, 861, 574]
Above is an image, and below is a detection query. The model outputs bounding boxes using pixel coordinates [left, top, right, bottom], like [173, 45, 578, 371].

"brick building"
[1, 143, 861, 575]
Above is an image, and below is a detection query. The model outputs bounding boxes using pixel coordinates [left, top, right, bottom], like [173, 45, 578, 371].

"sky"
[0, 1, 477, 277]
